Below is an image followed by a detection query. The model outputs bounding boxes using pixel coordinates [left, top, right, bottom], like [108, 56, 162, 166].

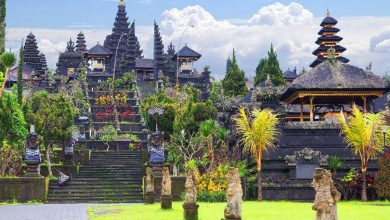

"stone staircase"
[47, 151, 143, 203]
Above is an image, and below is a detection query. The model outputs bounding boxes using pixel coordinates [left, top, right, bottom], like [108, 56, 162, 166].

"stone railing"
[283, 121, 340, 130]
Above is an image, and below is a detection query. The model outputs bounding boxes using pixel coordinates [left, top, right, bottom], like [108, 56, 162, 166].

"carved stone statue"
[223, 167, 243, 220]
[183, 168, 199, 220]
[144, 166, 156, 204]
[146, 167, 155, 193]
[184, 169, 197, 204]
[312, 168, 340, 220]
[24, 126, 40, 162]
[161, 166, 171, 196]
[149, 132, 165, 163]
[161, 166, 172, 209]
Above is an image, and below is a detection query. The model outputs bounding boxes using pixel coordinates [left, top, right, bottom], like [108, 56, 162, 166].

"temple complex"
[56, 38, 83, 76]
[310, 11, 349, 68]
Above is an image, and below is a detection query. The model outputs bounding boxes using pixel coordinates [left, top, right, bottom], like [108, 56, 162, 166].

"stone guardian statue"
[223, 167, 243, 220]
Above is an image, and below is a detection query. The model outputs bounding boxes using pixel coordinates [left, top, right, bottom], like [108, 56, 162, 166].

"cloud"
[5, 2, 390, 79]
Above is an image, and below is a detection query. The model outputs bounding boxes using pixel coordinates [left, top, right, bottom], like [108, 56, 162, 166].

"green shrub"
[197, 191, 226, 202]
[375, 150, 390, 200]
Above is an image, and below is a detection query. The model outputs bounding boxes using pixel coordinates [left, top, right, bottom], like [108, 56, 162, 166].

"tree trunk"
[46, 145, 53, 177]
[0, 69, 10, 98]
[257, 169, 262, 201]
[361, 169, 368, 202]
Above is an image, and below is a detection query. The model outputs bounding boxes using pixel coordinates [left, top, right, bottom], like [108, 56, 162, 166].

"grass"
[87, 201, 390, 220]
[0, 199, 43, 206]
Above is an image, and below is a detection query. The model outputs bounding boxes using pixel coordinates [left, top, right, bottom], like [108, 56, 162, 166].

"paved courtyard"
[0, 204, 91, 220]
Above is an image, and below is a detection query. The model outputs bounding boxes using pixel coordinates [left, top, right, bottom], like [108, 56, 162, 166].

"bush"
[375, 149, 390, 200]
[334, 168, 377, 200]
[197, 191, 226, 202]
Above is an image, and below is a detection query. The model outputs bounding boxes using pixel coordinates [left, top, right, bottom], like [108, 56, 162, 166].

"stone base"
[221, 218, 241, 220]
[183, 203, 199, 220]
[23, 165, 42, 178]
[161, 195, 172, 209]
[144, 192, 156, 204]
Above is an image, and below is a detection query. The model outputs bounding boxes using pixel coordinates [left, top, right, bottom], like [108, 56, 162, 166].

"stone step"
[46, 197, 143, 203]
[48, 190, 143, 196]
[48, 184, 141, 189]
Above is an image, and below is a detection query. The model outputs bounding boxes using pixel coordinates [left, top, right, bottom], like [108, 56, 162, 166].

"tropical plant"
[199, 119, 217, 172]
[328, 156, 343, 177]
[338, 105, 387, 201]
[0, 51, 17, 98]
[234, 107, 279, 201]
[169, 130, 202, 164]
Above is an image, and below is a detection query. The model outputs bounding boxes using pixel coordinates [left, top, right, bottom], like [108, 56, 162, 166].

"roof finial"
[119, 0, 125, 6]
[326, 9, 330, 17]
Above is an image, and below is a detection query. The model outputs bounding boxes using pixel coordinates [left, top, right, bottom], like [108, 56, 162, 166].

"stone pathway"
[0, 203, 93, 220]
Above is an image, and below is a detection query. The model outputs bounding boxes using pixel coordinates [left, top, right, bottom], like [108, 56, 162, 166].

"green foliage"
[328, 156, 343, 172]
[0, 90, 27, 148]
[17, 44, 24, 104]
[222, 49, 248, 97]
[196, 191, 226, 202]
[208, 80, 224, 105]
[375, 151, 390, 200]
[99, 125, 118, 143]
[142, 91, 177, 138]
[0, 51, 16, 68]
[114, 72, 134, 90]
[254, 44, 285, 86]
[341, 168, 358, 182]
[25, 91, 75, 146]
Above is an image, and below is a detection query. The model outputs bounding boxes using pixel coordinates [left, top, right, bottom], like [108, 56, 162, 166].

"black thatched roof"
[312, 45, 346, 55]
[136, 59, 154, 69]
[310, 56, 350, 68]
[284, 69, 298, 80]
[280, 61, 389, 101]
[173, 45, 201, 60]
[318, 27, 340, 35]
[87, 43, 112, 56]
[320, 16, 338, 26]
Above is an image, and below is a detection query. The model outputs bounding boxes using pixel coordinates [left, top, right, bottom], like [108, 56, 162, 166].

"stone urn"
[144, 166, 156, 204]
[160, 165, 172, 209]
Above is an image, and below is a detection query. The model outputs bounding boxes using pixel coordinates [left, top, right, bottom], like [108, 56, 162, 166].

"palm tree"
[234, 107, 279, 201]
[199, 119, 217, 172]
[339, 105, 386, 201]
[0, 52, 17, 98]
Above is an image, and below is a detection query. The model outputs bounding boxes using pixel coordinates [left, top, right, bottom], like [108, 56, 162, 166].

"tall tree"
[254, 58, 267, 86]
[222, 49, 248, 97]
[338, 105, 387, 201]
[0, 0, 5, 53]
[254, 45, 285, 86]
[25, 91, 74, 176]
[17, 42, 24, 104]
[234, 107, 279, 201]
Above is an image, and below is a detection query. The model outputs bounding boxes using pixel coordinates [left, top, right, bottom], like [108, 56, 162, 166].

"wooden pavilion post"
[310, 96, 314, 122]
[300, 98, 304, 122]
[362, 96, 367, 113]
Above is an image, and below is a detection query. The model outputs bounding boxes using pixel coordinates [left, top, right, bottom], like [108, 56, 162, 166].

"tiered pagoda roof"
[104, 0, 131, 73]
[283, 68, 298, 81]
[310, 11, 349, 68]
[24, 32, 46, 76]
[87, 42, 113, 57]
[76, 32, 87, 54]
[154, 21, 165, 80]
[121, 21, 138, 72]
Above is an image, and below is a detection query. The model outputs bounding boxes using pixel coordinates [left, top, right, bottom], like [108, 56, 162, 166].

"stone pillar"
[312, 168, 340, 220]
[223, 167, 242, 220]
[160, 165, 172, 209]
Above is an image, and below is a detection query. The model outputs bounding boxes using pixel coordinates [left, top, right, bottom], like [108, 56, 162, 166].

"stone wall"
[0, 177, 49, 202]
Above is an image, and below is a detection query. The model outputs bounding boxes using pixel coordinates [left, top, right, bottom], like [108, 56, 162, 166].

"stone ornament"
[161, 166, 171, 196]
[312, 168, 340, 220]
[285, 147, 329, 167]
[184, 169, 198, 204]
[145, 167, 154, 193]
[223, 167, 243, 220]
